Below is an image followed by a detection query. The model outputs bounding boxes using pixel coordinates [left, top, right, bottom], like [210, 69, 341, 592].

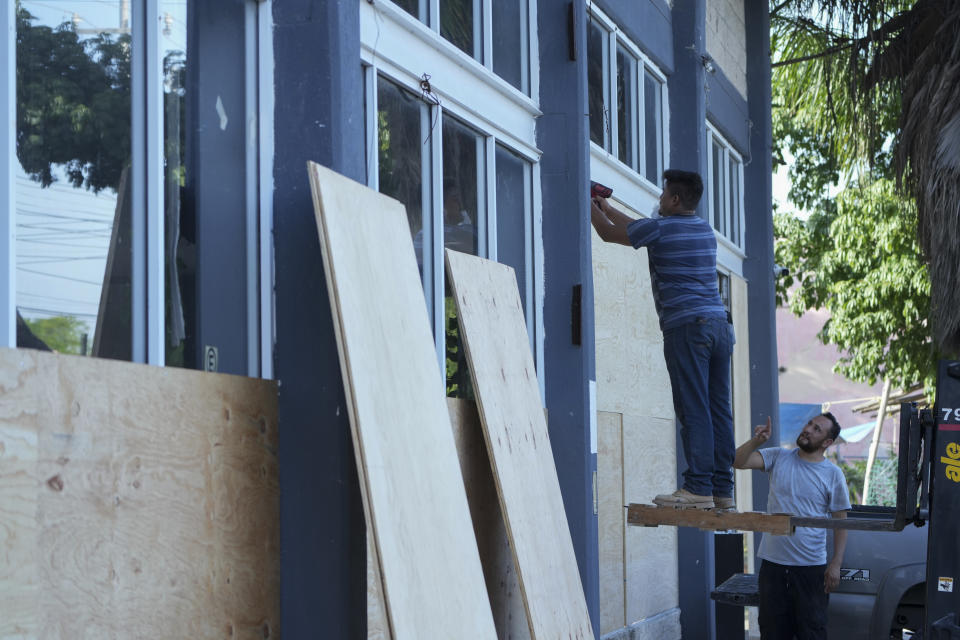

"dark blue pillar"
[538, 0, 599, 635]
[668, 1, 717, 638]
[272, 0, 366, 636]
[743, 0, 777, 516]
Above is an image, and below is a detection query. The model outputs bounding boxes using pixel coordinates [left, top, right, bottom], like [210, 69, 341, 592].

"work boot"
[713, 496, 736, 512]
[653, 488, 714, 510]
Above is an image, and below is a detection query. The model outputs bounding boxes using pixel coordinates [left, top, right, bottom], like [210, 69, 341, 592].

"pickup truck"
[827, 506, 927, 639]
[714, 506, 929, 639]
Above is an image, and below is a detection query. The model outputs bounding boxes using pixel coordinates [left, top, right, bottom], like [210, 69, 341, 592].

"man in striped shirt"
[590, 169, 735, 510]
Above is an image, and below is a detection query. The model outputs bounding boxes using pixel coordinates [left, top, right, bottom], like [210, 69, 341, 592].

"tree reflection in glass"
[15, 1, 132, 359]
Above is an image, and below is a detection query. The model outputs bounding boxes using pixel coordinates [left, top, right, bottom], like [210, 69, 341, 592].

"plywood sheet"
[445, 249, 594, 639]
[448, 398, 530, 640]
[0, 348, 279, 638]
[597, 411, 625, 635]
[307, 162, 496, 640]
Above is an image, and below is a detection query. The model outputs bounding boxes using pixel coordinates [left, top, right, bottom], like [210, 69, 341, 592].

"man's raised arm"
[734, 417, 772, 470]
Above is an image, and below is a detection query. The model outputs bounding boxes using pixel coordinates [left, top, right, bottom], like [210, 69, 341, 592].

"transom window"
[587, 8, 666, 187]
[384, 0, 531, 95]
[706, 123, 744, 250]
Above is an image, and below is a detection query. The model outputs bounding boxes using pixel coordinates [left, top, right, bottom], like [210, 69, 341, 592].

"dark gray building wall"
[538, 0, 600, 634]
[593, 0, 675, 72]
[272, 0, 367, 636]
[743, 0, 777, 513]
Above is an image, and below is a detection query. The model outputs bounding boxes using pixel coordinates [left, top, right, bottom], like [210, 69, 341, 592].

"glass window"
[707, 124, 744, 249]
[616, 44, 635, 169]
[712, 138, 725, 233]
[587, 20, 606, 148]
[15, 1, 133, 359]
[587, 9, 667, 187]
[495, 144, 529, 316]
[369, 73, 536, 394]
[643, 68, 663, 184]
[441, 116, 482, 258]
[492, 0, 526, 92]
[383, 0, 529, 93]
[377, 77, 429, 275]
[161, 0, 191, 367]
[728, 155, 741, 247]
[441, 0, 481, 59]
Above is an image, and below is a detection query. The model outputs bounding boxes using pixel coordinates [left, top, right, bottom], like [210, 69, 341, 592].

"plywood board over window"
[0, 348, 279, 637]
[445, 249, 594, 639]
[307, 162, 496, 640]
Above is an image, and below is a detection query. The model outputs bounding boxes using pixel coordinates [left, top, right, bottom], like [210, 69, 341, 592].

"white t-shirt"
[757, 447, 852, 566]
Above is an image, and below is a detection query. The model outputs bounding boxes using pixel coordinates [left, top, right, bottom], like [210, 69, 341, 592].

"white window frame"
[587, 5, 669, 215]
[361, 0, 544, 394]
[373, 0, 535, 97]
[1, 0, 274, 379]
[706, 122, 746, 273]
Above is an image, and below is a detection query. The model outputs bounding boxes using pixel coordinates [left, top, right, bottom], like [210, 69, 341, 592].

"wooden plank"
[0, 348, 279, 638]
[597, 412, 625, 635]
[445, 249, 594, 640]
[307, 162, 496, 640]
[448, 398, 529, 640]
[626, 504, 793, 535]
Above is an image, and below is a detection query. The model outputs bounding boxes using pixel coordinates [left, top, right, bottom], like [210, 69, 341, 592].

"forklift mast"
[925, 359, 960, 638]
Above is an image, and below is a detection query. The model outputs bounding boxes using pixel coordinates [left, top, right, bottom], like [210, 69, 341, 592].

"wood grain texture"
[445, 249, 594, 640]
[626, 504, 793, 535]
[448, 398, 530, 640]
[308, 162, 496, 640]
[597, 412, 625, 635]
[0, 348, 279, 639]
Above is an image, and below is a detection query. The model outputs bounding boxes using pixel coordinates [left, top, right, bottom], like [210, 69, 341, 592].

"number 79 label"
[942, 408, 960, 424]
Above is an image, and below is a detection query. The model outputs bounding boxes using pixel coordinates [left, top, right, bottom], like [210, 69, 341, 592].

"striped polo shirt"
[626, 213, 726, 331]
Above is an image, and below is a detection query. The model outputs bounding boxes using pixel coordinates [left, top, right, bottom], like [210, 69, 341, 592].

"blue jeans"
[662, 316, 735, 497]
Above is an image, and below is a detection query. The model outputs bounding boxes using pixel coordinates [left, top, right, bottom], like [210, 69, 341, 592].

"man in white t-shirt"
[734, 413, 851, 639]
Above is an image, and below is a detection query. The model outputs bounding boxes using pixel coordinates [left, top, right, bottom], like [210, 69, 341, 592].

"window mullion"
[430, 105, 444, 368]
[365, 65, 379, 190]
[482, 0, 492, 68]
[484, 137, 496, 260]
[606, 31, 616, 154]
[1, 1, 13, 347]
[634, 59, 643, 176]
[145, 0, 165, 366]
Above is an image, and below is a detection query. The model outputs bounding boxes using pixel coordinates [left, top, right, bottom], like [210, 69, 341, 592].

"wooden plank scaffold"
[628, 503, 911, 533]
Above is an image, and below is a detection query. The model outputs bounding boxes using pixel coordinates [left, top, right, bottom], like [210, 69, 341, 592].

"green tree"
[23, 316, 87, 354]
[16, 3, 131, 193]
[770, 0, 942, 395]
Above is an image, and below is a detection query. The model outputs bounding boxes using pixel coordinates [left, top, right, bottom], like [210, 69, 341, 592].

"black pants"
[758, 560, 829, 640]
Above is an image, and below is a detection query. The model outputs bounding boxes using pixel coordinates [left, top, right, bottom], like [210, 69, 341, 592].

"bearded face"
[795, 416, 834, 453]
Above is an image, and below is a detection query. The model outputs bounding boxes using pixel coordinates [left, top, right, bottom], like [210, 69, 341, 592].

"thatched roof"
[871, 0, 960, 356]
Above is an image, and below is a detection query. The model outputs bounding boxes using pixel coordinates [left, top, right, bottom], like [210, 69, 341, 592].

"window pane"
[492, 0, 525, 91]
[377, 77, 427, 272]
[15, 2, 132, 358]
[442, 115, 483, 399]
[587, 21, 606, 148]
[616, 44, 635, 169]
[728, 156, 741, 246]
[392, 0, 421, 20]
[644, 70, 662, 184]
[441, 0, 480, 60]
[161, 0, 192, 367]
[495, 145, 528, 317]
[712, 139, 724, 234]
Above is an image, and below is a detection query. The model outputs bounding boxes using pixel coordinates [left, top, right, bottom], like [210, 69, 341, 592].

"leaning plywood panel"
[0, 348, 279, 639]
[445, 249, 595, 639]
[307, 162, 496, 640]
